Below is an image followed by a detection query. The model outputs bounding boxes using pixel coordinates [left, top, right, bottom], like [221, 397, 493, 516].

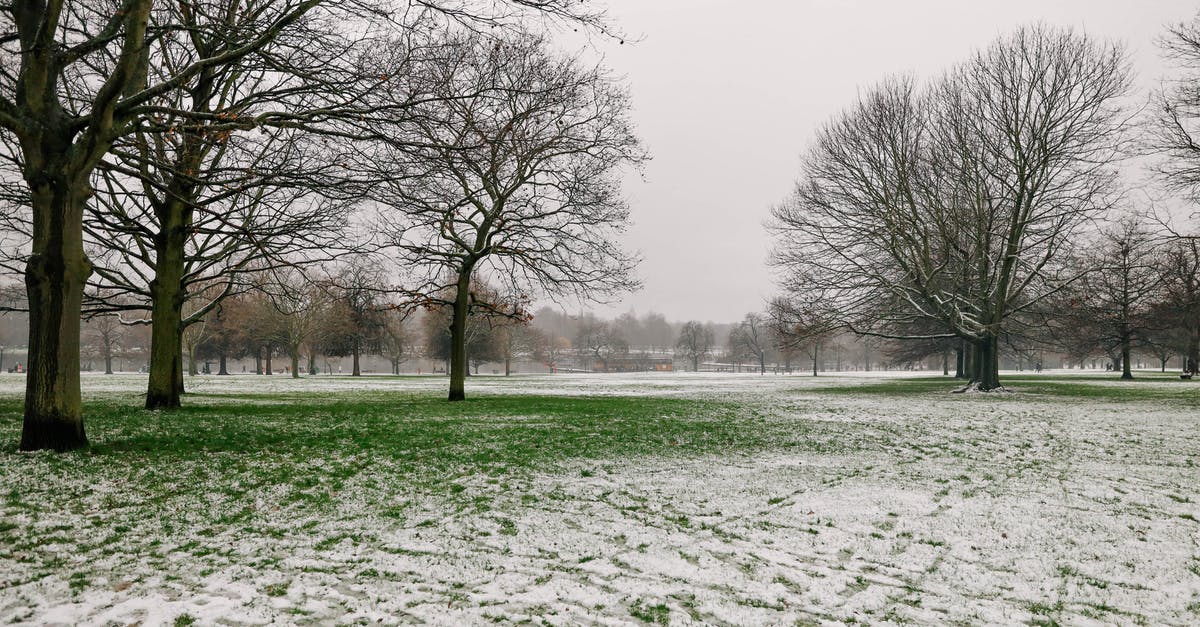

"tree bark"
[291, 349, 300, 379]
[448, 271, 472, 401]
[21, 182, 91, 451]
[264, 350, 273, 376]
[351, 342, 361, 376]
[218, 352, 229, 375]
[973, 335, 1002, 391]
[1188, 323, 1199, 375]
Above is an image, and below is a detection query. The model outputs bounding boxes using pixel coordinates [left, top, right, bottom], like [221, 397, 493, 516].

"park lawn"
[0, 371, 1198, 625]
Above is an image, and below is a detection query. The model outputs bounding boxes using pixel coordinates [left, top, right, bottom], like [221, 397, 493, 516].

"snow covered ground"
[1, 371, 1198, 625]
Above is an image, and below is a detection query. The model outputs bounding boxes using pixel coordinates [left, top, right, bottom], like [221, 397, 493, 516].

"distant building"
[589, 354, 674, 373]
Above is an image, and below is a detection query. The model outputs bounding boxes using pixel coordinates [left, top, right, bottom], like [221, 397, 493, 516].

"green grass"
[0, 392, 801, 467]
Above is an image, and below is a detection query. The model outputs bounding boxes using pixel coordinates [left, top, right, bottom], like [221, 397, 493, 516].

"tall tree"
[1067, 217, 1165, 379]
[368, 31, 644, 400]
[675, 321, 713, 372]
[728, 312, 768, 375]
[770, 26, 1130, 391]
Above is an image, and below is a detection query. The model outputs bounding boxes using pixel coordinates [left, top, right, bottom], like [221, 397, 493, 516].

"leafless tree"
[575, 318, 627, 373]
[0, 0, 371, 448]
[770, 25, 1131, 391]
[0, 0, 622, 450]
[675, 321, 713, 372]
[1068, 217, 1165, 379]
[1150, 13, 1200, 200]
[728, 313, 768, 375]
[366, 31, 644, 400]
[1158, 236, 1200, 373]
[83, 314, 124, 375]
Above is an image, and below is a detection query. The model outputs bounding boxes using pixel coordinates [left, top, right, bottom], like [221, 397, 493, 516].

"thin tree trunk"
[1188, 323, 1199, 375]
[255, 350, 263, 375]
[218, 352, 229, 375]
[448, 271, 472, 401]
[1120, 335, 1133, 380]
[291, 349, 300, 379]
[352, 342, 361, 376]
[264, 349, 273, 376]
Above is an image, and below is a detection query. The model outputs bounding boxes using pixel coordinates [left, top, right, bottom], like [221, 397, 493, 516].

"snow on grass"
[0, 371, 1198, 625]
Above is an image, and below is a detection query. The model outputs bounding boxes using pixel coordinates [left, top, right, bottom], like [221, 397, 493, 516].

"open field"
[1, 371, 1198, 625]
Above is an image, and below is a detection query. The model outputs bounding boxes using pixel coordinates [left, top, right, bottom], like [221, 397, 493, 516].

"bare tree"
[367, 31, 644, 400]
[675, 321, 713, 372]
[1069, 217, 1165, 379]
[728, 313, 768, 374]
[378, 309, 414, 375]
[770, 26, 1131, 391]
[1159, 237, 1200, 374]
[574, 318, 627, 373]
[1151, 13, 1200, 196]
[84, 315, 124, 375]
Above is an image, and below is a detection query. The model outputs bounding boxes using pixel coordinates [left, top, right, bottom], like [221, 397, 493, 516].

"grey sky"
[574, 0, 1196, 323]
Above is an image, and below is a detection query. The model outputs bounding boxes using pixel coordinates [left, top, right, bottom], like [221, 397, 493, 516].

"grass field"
[1, 371, 1198, 625]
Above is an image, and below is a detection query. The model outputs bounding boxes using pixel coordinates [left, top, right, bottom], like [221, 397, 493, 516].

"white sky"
[564, 0, 1197, 323]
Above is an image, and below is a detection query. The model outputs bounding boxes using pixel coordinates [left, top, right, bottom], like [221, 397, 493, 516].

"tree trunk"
[504, 356, 511, 376]
[308, 352, 317, 375]
[811, 344, 819, 377]
[448, 271, 472, 401]
[1188, 323, 1199, 375]
[21, 182, 92, 451]
[691, 356, 698, 372]
[759, 354, 765, 375]
[1120, 335, 1133, 380]
[942, 348, 949, 376]
[145, 189, 192, 409]
[187, 347, 198, 376]
[291, 349, 300, 379]
[352, 342, 361, 376]
[218, 352, 229, 375]
[954, 342, 965, 379]
[104, 351, 113, 375]
[255, 351, 263, 375]
[264, 350, 273, 376]
[973, 335, 1001, 391]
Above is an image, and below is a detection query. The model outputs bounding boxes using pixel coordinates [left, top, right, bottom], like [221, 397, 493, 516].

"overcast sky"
[564, 0, 1197, 323]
